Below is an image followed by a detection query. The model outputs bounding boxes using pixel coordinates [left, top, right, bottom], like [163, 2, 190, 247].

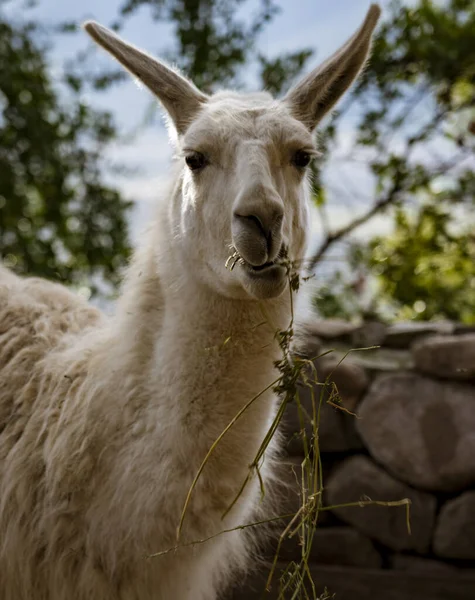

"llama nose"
[237, 212, 283, 250]
[232, 208, 284, 267]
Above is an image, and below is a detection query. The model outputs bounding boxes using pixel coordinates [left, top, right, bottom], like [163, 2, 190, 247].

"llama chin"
[0, 6, 381, 600]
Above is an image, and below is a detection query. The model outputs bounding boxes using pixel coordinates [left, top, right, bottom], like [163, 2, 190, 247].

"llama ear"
[284, 4, 381, 130]
[83, 21, 208, 135]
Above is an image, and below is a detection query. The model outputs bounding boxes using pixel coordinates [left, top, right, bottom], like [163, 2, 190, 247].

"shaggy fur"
[0, 6, 380, 600]
[0, 242, 287, 599]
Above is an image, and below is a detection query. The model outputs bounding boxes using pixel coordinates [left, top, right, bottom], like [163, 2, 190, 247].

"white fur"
[0, 6, 380, 599]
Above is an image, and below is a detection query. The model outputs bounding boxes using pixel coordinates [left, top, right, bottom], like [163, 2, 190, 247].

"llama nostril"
[232, 209, 284, 266]
[233, 213, 270, 249]
[242, 215, 267, 238]
[234, 212, 283, 244]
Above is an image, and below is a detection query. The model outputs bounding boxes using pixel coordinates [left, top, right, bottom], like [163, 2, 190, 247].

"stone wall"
[227, 319, 475, 599]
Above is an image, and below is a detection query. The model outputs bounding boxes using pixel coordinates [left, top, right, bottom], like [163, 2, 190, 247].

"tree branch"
[307, 180, 402, 272]
[307, 152, 470, 273]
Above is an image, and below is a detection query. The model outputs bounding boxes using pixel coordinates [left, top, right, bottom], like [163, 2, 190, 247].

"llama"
[0, 6, 380, 600]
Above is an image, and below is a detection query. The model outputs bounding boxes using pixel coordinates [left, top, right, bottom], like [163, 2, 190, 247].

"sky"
[3, 0, 417, 245]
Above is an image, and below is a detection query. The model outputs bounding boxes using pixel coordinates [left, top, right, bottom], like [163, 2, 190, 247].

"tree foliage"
[118, 0, 279, 92]
[69, 0, 312, 95]
[0, 10, 132, 293]
[312, 0, 475, 323]
[370, 205, 475, 323]
[4, 0, 472, 319]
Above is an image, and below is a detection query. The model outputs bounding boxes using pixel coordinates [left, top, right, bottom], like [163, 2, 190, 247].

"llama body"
[0, 7, 380, 599]
[0, 193, 288, 600]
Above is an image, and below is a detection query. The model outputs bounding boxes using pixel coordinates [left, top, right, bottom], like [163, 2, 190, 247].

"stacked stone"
[277, 318, 475, 573]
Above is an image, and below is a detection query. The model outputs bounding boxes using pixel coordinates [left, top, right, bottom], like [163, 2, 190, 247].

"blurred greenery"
[64, 0, 283, 93]
[116, 0, 280, 93]
[312, 0, 475, 323]
[369, 205, 475, 322]
[68, 0, 314, 103]
[1, 0, 474, 320]
[0, 9, 132, 295]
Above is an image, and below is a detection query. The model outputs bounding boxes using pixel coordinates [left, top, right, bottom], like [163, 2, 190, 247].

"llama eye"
[292, 150, 311, 169]
[185, 152, 207, 171]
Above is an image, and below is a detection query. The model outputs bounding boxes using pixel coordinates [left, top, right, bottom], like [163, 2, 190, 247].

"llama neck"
[73, 188, 299, 571]
[153, 268, 290, 419]
[115, 196, 293, 427]
[104, 209, 293, 542]
[116, 223, 292, 437]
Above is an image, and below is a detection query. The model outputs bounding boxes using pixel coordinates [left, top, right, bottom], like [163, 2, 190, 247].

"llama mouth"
[243, 257, 288, 281]
[241, 255, 288, 299]
[225, 246, 288, 276]
[247, 261, 276, 273]
[245, 246, 288, 273]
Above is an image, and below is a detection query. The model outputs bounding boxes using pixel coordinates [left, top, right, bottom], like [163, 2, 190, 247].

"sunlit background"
[1, 0, 474, 321]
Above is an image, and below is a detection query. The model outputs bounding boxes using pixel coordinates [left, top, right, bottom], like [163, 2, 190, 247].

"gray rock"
[313, 355, 369, 411]
[390, 554, 459, 573]
[352, 320, 387, 348]
[282, 350, 368, 455]
[227, 563, 475, 600]
[322, 346, 414, 374]
[326, 455, 436, 552]
[454, 324, 475, 335]
[384, 321, 454, 349]
[357, 373, 475, 492]
[273, 526, 382, 567]
[283, 379, 363, 455]
[413, 334, 475, 380]
[434, 491, 475, 560]
[318, 401, 364, 453]
[306, 319, 359, 341]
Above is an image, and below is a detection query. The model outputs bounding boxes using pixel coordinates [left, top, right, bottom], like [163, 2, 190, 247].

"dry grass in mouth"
[225, 245, 291, 272]
[225, 245, 244, 271]
[150, 252, 411, 599]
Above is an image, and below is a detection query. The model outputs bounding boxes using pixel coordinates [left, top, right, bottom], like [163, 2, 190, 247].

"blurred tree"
[116, 0, 279, 92]
[258, 48, 314, 96]
[0, 10, 132, 294]
[80, 0, 313, 95]
[312, 0, 475, 323]
[369, 205, 475, 323]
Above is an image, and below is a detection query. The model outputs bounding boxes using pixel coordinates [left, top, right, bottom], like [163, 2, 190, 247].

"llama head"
[84, 5, 380, 301]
